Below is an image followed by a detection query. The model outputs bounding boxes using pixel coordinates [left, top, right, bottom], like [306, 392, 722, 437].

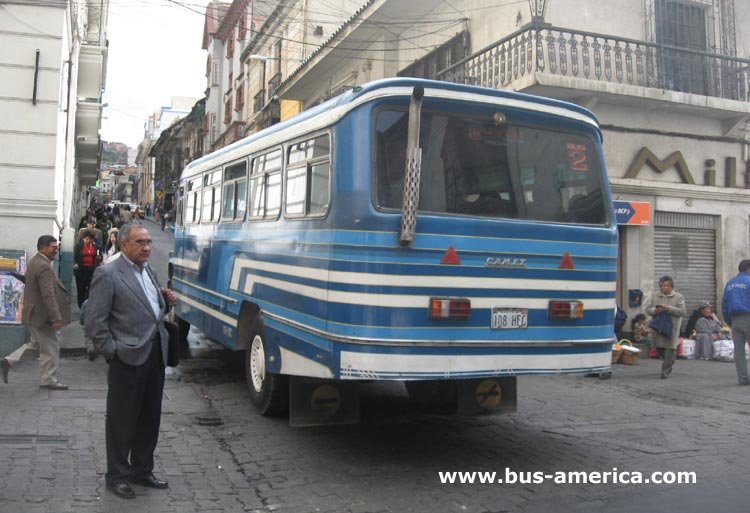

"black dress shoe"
[131, 473, 168, 489]
[108, 482, 135, 499]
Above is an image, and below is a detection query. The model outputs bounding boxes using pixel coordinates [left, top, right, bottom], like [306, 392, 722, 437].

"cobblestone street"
[2, 335, 750, 513]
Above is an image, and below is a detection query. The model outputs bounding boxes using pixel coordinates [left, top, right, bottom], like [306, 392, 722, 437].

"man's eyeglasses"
[131, 239, 153, 247]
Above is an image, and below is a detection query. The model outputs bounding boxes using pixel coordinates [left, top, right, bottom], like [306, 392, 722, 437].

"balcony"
[437, 24, 750, 104]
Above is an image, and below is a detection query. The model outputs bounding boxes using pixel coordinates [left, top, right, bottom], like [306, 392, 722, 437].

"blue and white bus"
[170, 78, 617, 424]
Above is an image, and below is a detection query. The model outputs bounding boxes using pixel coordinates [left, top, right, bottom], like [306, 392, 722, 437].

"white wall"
[0, 2, 70, 257]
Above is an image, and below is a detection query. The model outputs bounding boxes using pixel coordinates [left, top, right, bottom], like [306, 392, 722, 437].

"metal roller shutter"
[653, 212, 717, 334]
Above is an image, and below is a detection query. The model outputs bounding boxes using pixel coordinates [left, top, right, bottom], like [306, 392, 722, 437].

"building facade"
[202, 0, 253, 151]
[0, 0, 108, 254]
[248, 0, 749, 328]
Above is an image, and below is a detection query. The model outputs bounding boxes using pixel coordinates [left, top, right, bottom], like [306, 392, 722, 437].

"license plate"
[491, 308, 528, 329]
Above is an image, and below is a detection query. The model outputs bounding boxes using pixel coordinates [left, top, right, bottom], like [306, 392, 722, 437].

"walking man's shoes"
[131, 473, 168, 489]
[1, 358, 10, 384]
[40, 382, 69, 390]
[108, 482, 135, 499]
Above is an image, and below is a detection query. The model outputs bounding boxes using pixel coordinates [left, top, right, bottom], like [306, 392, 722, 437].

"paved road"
[1, 219, 749, 512]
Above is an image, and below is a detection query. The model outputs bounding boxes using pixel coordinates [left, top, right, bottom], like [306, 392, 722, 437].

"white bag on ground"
[680, 338, 696, 359]
[712, 339, 734, 362]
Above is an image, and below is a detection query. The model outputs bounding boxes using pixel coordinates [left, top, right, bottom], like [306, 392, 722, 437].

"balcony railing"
[436, 24, 750, 103]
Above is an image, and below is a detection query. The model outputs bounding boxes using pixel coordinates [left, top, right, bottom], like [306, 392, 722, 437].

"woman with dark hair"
[73, 230, 103, 307]
[646, 276, 685, 379]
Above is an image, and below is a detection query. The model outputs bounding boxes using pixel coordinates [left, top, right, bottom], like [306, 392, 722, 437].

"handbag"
[649, 311, 673, 337]
[164, 320, 180, 367]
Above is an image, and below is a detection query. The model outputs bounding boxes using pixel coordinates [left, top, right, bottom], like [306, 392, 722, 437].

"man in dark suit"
[2, 235, 70, 388]
[85, 224, 176, 499]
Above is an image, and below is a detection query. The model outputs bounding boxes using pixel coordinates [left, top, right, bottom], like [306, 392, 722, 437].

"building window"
[235, 83, 244, 112]
[224, 98, 232, 124]
[238, 10, 248, 40]
[227, 30, 235, 59]
[654, 0, 709, 94]
[399, 32, 470, 79]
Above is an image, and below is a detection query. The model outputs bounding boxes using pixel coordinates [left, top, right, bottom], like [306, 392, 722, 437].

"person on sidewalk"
[646, 275, 685, 379]
[694, 302, 724, 360]
[721, 259, 750, 385]
[73, 231, 103, 308]
[85, 224, 176, 500]
[1, 235, 70, 389]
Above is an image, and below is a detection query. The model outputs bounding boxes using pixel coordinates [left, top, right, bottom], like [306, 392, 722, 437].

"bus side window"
[176, 185, 185, 227]
[250, 148, 282, 220]
[222, 160, 248, 221]
[285, 134, 330, 217]
[201, 170, 222, 223]
[186, 179, 201, 224]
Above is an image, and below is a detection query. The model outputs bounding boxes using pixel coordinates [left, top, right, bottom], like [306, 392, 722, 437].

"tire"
[245, 318, 289, 416]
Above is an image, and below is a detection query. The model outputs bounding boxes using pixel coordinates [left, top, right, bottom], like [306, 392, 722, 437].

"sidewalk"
[0, 317, 260, 512]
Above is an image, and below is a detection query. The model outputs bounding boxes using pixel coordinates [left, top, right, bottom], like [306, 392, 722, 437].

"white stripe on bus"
[174, 292, 237, 326]
[171, 258, 200, 271]
[237, 272, 615, 310]
[339, 350, 611, 379]
[229, 257, 614, 293]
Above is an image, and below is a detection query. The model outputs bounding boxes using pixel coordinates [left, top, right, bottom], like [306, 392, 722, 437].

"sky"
[100, 0, 209, 148]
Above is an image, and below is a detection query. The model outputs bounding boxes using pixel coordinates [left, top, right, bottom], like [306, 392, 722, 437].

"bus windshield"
[375, 108, 607, 224]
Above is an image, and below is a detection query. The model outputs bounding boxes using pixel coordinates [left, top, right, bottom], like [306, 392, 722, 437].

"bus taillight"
[548, 300, 583, 320]
[430, 297, 471, 320]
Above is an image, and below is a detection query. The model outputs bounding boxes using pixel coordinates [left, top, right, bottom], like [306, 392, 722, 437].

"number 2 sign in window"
[566, 143, 588, 172]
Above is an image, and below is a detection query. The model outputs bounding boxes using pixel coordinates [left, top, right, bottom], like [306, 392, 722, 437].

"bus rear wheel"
[245, 320, 289, 416]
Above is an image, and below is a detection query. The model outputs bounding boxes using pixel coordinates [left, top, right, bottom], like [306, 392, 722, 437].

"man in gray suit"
[85, 224, 176, 500]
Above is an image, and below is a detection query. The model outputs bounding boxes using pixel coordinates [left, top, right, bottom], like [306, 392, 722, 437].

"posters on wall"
[0, 250, 26, 325]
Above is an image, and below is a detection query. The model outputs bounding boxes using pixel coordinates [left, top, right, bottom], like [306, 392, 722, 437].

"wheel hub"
[249, 334, 265, 393]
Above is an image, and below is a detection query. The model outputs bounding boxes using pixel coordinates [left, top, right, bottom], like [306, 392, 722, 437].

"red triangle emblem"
[441, 245, 461, 265]
[559, 251, 575, 269]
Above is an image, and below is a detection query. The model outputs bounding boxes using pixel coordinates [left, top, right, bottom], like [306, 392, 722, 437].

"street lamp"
[528, 0, 549, 23]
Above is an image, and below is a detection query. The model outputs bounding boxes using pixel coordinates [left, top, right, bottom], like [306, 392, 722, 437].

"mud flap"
[456, 377, 517, 415]
[289, 377, 360, 427]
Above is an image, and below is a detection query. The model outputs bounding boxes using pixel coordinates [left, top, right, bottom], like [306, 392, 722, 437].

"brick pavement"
[2, 319, 750, 512]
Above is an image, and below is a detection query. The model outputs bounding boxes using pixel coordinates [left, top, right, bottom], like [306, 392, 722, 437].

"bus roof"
[182, 78, 601, 181]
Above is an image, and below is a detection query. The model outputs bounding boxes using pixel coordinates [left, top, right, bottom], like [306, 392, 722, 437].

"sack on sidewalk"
[712, 339, 734, 362]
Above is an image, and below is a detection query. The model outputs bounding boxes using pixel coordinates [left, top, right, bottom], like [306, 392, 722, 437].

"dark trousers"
[657, 347, 676, 374]
[105, 337, 165, 485]
[75, 266, 96, 307]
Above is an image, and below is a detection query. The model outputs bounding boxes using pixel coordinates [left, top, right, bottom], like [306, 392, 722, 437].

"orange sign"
[613, 201, 650, 225]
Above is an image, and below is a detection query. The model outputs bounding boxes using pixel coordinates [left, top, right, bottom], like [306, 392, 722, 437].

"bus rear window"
[375, 109, 607, 224]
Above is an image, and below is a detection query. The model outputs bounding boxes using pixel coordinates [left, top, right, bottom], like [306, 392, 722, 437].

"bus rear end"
[313, 80, 616, 420]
